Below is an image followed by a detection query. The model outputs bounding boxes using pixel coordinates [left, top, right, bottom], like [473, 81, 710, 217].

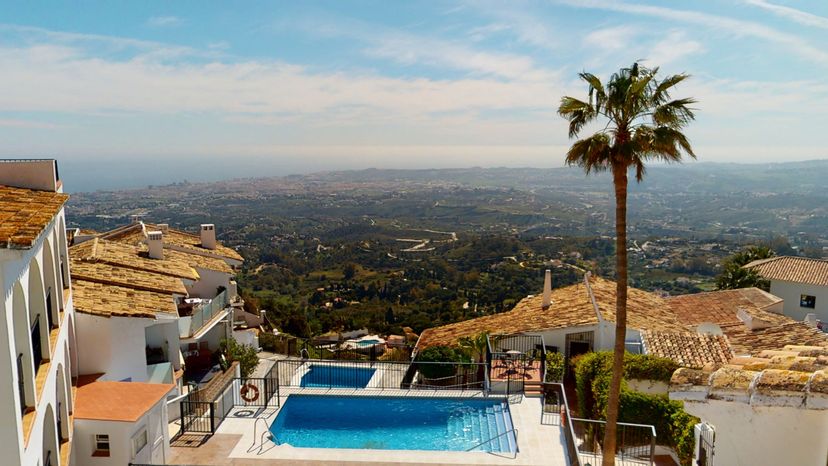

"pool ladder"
[248, 417, 276, 454]
[465, 428, 518, 458]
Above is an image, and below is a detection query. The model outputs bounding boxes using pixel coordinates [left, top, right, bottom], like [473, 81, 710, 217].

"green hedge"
[416, 346, 469, 379]
[573, 351, 696, 465]
[545, 352, 565, 382]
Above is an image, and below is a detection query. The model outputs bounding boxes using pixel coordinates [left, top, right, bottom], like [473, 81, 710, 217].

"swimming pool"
[299, 364, 376, 388]
[269, 395, 515, 453]
[355, 338, 382, 347]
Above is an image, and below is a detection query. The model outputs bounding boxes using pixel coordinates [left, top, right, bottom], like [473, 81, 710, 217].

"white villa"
[0, 160, 76, 466]
[745, 255, 828, 328]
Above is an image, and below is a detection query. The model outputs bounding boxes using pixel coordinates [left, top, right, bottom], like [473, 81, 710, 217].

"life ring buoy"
[240, 383, 260, 402]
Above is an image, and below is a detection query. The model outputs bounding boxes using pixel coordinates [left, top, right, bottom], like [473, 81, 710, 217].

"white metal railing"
[184, 290, 229, 337]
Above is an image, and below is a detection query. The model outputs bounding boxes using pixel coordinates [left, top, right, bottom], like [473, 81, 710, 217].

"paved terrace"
[170, 389, 570, 466]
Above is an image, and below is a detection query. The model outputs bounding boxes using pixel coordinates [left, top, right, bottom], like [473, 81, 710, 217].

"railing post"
[179, 399, 186, 434]
[650, 428, 656, 466]
[264, 377, 269, 408]
[209, 402, 216, 433]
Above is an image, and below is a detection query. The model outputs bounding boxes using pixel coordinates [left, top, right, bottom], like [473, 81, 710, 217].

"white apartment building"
[745, 256, 828, 328]
[0, 160, 76, 466]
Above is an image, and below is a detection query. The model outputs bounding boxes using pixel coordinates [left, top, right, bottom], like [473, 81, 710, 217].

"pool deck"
[170, 388, 570, 466]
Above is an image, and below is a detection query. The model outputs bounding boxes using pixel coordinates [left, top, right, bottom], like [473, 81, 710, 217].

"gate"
[697, 423, 715, 466]
[180, 399, 213, 433]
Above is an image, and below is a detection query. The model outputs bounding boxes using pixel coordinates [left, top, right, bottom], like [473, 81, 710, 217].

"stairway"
[446, 401, 515, 453]
[524, 380, 543, 397]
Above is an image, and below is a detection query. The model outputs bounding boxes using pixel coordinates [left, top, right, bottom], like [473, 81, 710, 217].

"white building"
[70, 221, 244, 386]
[745, 256, 828, 328]
[670, 345, 828, 466]
[0, 160, 76, 466]
[72, 380, 173, 466]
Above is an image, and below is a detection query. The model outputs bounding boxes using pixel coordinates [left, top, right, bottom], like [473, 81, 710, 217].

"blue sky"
[1, 0, 827, 174]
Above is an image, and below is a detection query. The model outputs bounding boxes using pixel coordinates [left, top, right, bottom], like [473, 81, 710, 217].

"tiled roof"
[745, 256, 828, 287]
[74, 380, 174, 421]
[104, 222, 243, 262]
[670, 345, 828, 408]
[70, 238, 199, 281]
[665, 288, 787, 327]
[0, 185, 68, 249]
[641, 331, 733, 369]
[69, 259, 188, 295]
[719, 321, 828, 356]
[144, 245, 234, 274]
[417, 274, 683, 349]
[72, 279, 178, 318]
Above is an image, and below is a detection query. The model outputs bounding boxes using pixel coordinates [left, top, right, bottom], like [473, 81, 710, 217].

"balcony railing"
[17, 353, 26, 415]
[179, 290, 229, 338]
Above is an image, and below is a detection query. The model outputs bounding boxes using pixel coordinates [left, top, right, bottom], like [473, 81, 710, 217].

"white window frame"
[93, 434, 110, 457]
[131, 428, 148, 459]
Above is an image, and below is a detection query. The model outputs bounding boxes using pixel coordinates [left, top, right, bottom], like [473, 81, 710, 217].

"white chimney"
[200, 224, 216, 250]
[147, 231, 164, 259]
[804, 313, 818, 328]
[130, 214, 142, 224]
[157, 223, 169, 234]
[542, 269, 552, 309]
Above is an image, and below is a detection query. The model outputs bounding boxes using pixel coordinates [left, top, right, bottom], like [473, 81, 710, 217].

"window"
[92, 434, 110, 457]
[131, 429, 148, 458]
[800, 294, 816, 309]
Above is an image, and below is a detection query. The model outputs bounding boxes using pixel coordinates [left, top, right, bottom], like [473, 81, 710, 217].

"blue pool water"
[269, 395, 515, 453]
[299, 365, 376, 388]
[355, 339, 382, 347]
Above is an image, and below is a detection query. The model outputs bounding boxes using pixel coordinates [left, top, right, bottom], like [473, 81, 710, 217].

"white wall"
[0, 160, 58, 192]
[770, 280, 828, 323]
[186, 267, 231, 299]
[72, 392, 171, 466]
[144, 320, 182, 372]
[679, 398, 828, 466]
[76, 314, 177, 382]
[0, 207, 74, 466]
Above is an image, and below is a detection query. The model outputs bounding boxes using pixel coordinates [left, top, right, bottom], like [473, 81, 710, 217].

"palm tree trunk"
[602, 165, 628, 466]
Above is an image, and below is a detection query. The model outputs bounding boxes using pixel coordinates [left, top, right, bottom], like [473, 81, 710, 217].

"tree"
[343, 262, 358, 280]
[219, 338, 259, 378]
[716, 246, 774, 291]
[558, 62, 696, 466]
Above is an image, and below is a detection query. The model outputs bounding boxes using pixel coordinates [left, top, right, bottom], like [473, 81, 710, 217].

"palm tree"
[558, 63, 696, 466]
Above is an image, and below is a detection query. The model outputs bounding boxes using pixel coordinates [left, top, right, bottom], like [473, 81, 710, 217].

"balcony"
[178, 290, 229, 339]
[147, 362, 174, 385]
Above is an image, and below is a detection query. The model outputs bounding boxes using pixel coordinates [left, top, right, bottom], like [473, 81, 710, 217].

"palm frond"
[558, 96, 597, 138]
[653, 98, 697, 128]
[565, 133, 611, 175]
[653, 73, 690, 104]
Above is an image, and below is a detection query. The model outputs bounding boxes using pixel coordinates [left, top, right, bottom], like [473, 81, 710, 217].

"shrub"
[416, 346, 468, 379]
[219, 338, 259, 378]
[258, 332, 278, 352]
[545, 352, 565, 382]
[573, 351, 698, 466]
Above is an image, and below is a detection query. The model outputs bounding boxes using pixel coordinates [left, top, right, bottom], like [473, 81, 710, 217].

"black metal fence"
[262, 333, 412, 362]
[571, 417, 656, 466]
[269, 359, 489, 391]
[180, 375, 278, 435]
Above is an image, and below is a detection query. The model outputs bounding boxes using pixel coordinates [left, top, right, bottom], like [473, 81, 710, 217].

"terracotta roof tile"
[719, 321, 828, 356]
[745, 256, 828, 287]
[70, 238, 199, 281]
[417, 274, 683, 349]
[665, 288, 787, 327]
[104, 222, 243, 262]
[641, 331, 733, 369]
[72, 279, 178, 319]
[69, 259, 188, 295]
[0, 185, 68, 249]
[74, 381, 174, 422]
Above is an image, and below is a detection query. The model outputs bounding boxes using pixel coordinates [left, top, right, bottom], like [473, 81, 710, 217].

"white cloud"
[744, 0, 828, 29]
[583, 25, 640, 51]
[558, 0, 828, 65]
[147, 16, 182, 28]
[646, 30, 703, 66]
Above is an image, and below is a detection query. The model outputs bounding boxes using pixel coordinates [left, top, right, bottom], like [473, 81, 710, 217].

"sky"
[1, 0, 827, 188]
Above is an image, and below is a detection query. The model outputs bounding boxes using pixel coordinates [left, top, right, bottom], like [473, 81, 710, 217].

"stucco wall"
[1, 208, 74, 466]
[77, 314, 164, 382]
[185, 267, 231, 299]
[681, 398, 828, 466]
[770, 280, 828, 323]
